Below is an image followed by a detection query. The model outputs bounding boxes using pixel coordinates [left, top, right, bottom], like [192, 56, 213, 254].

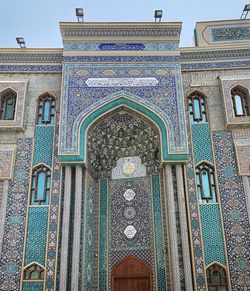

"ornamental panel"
[59, 63, 188, 161]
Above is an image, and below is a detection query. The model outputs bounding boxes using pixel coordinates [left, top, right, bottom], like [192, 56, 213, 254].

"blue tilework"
[24, 207, 49, 266]
[60, 63, 187, 159]
[63, 55, 180, 63]
[152, 175, 167, 291]
[33, 126, 54, 167]
[181, 60, 250, 70]
[64, 42, 179, 51]
[213, 131, 250, 290]
[99, 179, 107, 291]
[0, 65, 62, 72]
[22, 281, 44, 291]
[191, 123, 213, 165]
[0, 139, 32, 291]
[199, 204, 226, 266]
[212, 26, 250, 42]
[83, 174, 95, 290]
[44, 116, 62, 289]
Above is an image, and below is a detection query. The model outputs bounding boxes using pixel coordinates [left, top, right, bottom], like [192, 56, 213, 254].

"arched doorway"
[82, 106, 170, 290]
[112, 256, 152, 291]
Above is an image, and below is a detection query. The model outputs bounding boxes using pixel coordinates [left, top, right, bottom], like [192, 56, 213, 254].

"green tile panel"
[199, 204, 226, 266]
[33, 125, 54, 167]
[191, 123, 213, 165]
[24, 207, 49, 266]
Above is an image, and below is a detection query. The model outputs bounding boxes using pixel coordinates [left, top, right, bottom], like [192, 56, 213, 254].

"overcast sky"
[0, 0, 248, 48]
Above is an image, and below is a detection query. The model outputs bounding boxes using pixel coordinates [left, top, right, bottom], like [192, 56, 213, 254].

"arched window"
[36, 93, 55, 125]
[31, 164, 51, 205]
[23, 263, 45, 280]
[0, 89, 17, 120]
[231, 86, 250, 117]
[206, 263, 228, 291]
[196, 162, 217, 203]
[188, 91, 207, 123]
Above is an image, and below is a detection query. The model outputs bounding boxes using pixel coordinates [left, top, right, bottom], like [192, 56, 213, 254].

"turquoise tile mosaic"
[191, 123, 213, 165]
[151, 175, 167, 291]
[83, 173, 95, 290]
[24, 207, 49, 266]
[22, 281, 44, 291]
[199, 204, 226, 266]
[99, 178, 107, 291]
[33, 125, 54, 167]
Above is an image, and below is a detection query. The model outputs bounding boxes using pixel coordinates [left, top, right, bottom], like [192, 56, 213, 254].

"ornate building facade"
[0, 19, 249, 291]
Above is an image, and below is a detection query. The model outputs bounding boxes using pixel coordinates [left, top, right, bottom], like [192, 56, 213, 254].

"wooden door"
[112, 256, 152, 291]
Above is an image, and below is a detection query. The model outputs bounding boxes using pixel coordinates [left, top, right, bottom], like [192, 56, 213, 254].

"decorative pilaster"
[242, 177, 250, 220]
[0, 180, 9, 254]
[71, 166, 83, 290]
[164, 165, 181, 291]
[59, 166, 72, 291]
[176, 165, 193, 291]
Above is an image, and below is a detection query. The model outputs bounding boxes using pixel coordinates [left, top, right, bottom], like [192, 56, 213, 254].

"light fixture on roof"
[154, 10, 163, 22]
[240, 4, 250, 19]
[16, 37, 26, 48]
[76, 8, 84, 22]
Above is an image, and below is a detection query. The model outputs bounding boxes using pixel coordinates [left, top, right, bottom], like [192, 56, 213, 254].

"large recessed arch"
[59, 96, 189, 164]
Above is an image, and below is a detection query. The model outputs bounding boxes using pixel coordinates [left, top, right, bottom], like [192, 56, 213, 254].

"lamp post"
[16, 37, 26, 48]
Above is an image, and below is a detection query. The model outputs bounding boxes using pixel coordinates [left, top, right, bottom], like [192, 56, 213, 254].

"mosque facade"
[0, 18, 249, 291]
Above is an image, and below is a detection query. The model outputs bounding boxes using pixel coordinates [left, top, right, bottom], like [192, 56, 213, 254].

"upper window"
[206, 263, 228, 291]
[0, 89, 17, 120]
[231, 86, 250, 117]
[31, 164, 51, 205]
[196, 162, 217, 203]
[23, 263, 44, 280]
[188, 91, 207, 123]
[36, 93, 55, 125]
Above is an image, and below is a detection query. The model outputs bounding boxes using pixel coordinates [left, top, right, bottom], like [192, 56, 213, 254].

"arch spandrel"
[58, 95, 189, 164]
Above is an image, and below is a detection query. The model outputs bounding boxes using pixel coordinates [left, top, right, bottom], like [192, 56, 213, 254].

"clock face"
[122, 161, 136, 176]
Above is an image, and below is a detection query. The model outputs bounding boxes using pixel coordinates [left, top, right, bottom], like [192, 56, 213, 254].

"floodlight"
[244, 4, 250, 11]
[241, 4, 250, 19]
[16, 37, 26, 48]
[76, 8, 84, 22]
[154, 10, 163, 22]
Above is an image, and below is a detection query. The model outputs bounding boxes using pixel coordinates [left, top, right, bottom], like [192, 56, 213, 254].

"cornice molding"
[60, 22, 182, 42]
[0, 52, 63, 63]
[180, 48, 250, 62]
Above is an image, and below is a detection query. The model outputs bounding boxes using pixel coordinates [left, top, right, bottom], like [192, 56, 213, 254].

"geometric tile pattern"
[213, 131, 250, 290]
[199, 204, 226, 266]
[192, 123, 214, 165]
[0, 180, 3, 207]
[22, 281, 44, 291]
[44, 116, 61, 291]
[99, 179, 107, 291]
[60, 62, 187, 157]
[185, 117, 207, 291]
[0, 81, 27, 128]
[0, 150, 15, 179]
[83, 173, 95, 290]
[33, 126, 54, 167]
[24, 207, 49, 267]
[151, 174, 167, 291]
[0, 138, 32, 291]
[64, 42, 179, 51]
[88, 109, 159, 179]
[108, 176, 156, 291]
